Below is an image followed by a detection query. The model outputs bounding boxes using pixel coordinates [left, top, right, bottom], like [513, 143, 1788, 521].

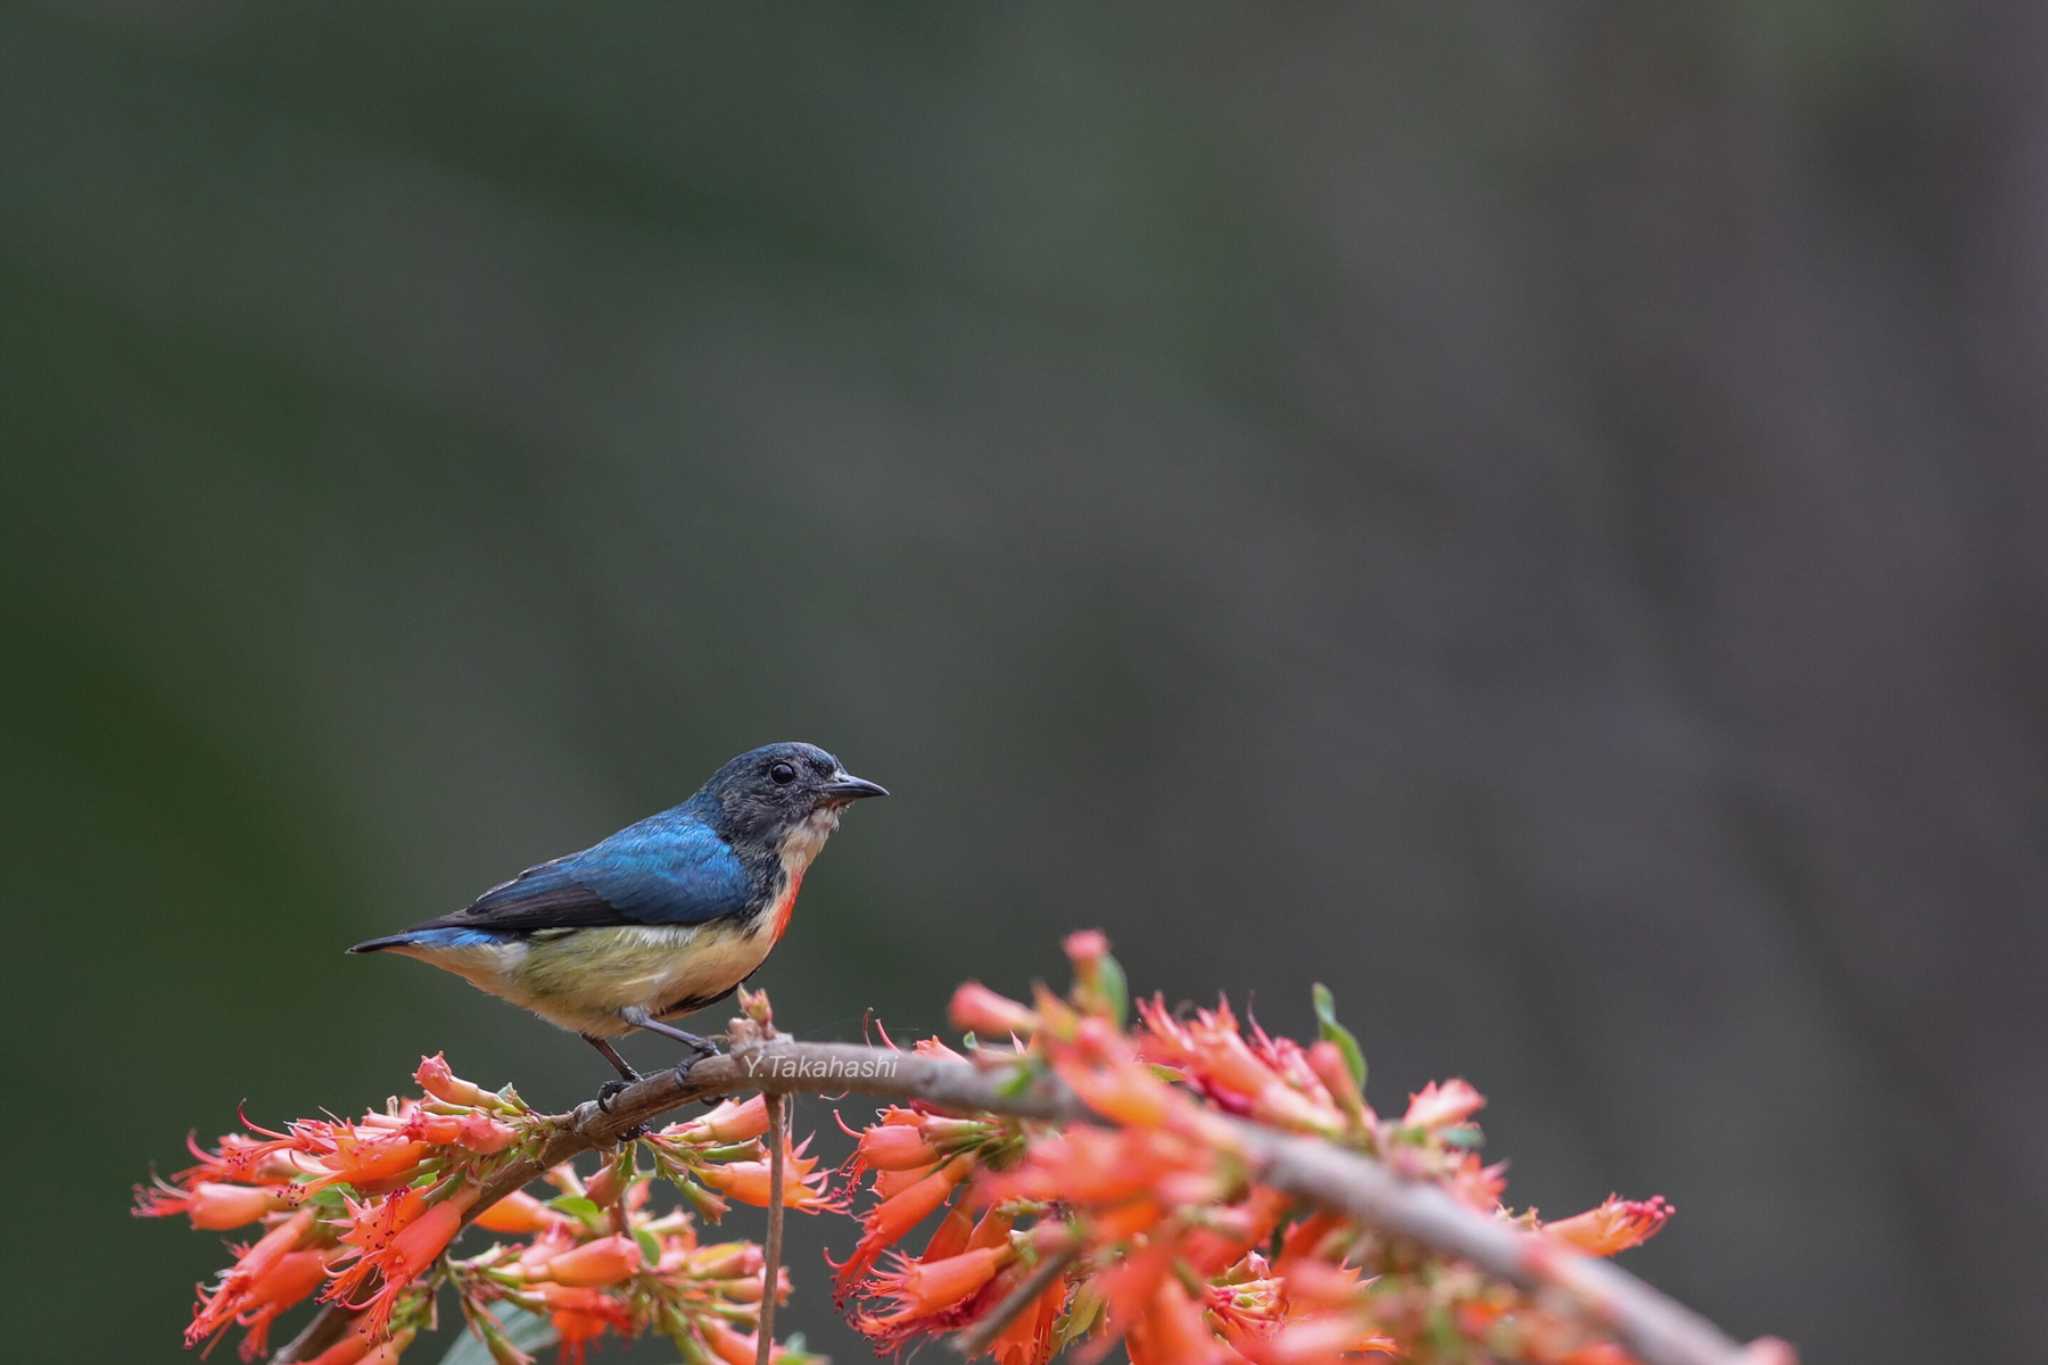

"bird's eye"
[769, 761, 798, 785]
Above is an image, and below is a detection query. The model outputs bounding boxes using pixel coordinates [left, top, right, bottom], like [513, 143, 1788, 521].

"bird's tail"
[348, 933, 414, 954]
[350, 926, 504, 954]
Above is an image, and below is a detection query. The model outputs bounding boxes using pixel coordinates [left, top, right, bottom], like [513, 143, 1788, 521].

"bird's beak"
[820, 772, 890, 800]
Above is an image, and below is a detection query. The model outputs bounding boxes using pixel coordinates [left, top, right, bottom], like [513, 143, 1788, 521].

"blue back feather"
[356, 804, 756, 950]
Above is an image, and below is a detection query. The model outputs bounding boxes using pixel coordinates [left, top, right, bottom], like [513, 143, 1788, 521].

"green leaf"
[546, 1193, 606, 1233]
[1055, 1281, 1106, 1349]
[634, 1224, 662, 1266]
[1310, 982, 1367, 1090]
[996, 1058, 1043, 1098]
[1095, 951, 1130, 1029]
[434, 1304, 557, 1365]
[1439, 1124, 1485, 1150]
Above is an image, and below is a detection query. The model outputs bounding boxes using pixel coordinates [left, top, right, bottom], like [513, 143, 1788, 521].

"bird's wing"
[414, 815, 754, 936]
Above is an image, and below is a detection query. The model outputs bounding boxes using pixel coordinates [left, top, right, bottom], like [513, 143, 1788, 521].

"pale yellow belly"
[397, 923, 776, 1037]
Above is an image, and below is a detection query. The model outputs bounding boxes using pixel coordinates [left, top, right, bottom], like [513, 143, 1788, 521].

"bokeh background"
[5, 4, 2044, 1361]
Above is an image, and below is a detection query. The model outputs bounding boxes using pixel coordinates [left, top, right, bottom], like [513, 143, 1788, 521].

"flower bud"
[542, 1233, 644, 1287]
[415, 1053, 493, 1108]
[948, 982, 1041, 1038]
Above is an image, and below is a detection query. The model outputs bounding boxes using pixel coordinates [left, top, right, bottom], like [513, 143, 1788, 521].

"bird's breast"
[767, 867, 805, 945]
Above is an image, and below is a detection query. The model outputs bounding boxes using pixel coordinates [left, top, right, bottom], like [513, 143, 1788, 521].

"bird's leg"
[620, 1009, 723, 1084]
[584, 1035, 642, 1113]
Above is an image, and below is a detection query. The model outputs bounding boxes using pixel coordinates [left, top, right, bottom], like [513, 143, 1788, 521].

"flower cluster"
[137, 1055, 828, 1364]
[136, 941, 1711, 1365]
[831, 931, 1675, 1363]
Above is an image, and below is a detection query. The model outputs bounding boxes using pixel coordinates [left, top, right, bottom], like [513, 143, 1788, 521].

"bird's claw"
[596, 1080, 652, 1139]
[672, 1040, 722, 1086]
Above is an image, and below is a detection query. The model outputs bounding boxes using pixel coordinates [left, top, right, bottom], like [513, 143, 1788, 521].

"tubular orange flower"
[1446, 1153, 1508, 1213]
[134, 1179, 293, 1230]
[473, 1188, 556, 1235]
[856, 1245, 1011, 1343]
[1403, 1078, 1486, 1130]
[851, 1122, 943, 1172]
[833, 1152, 976, 1296]
[1048, 1022, 1182, 1129]
[1304, 1041, 1366, 1122]
[295, 1319, 385, 1365]
[550, 1306, 611, 1365]
[1253, 1313, 1400, 1362]
[540, 1233, 644, 1287]
[414, 1052, 494, 1108]
[700, 1320, 769, 1365]
[1126, 1278, 1235, 1365]
[357, 1327, 416, 1365]
[184, 1207, 319, 1349]
[455, 1113, 522, 1154]
[699, 1095, 774, 1143]
[329, 1187, 478, 1335]
[1182, 1186, 1292, 1275]
[311, 1132, 433, 1191]
[208, 1247, 329, 1361]
[1544, 1195, 1674, 1257]
[917, 1204, 979, 1263]
[695, 1137, 834, 1211]
[532, 1284, 632, 1365]
[950, 981, 1042, 1038]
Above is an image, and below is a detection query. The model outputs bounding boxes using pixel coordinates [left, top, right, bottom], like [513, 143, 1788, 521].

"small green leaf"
[546, 1193, 606, 1233]
[1439, 1124, 1485, 1150]
[1095, 951, 1130, 1029]
[1310, 982, 1367, 1090]
[997, 1060, 1042, 1098]
[1055, 1281, 1106, 1348]
[634, 1225, 662, 1266]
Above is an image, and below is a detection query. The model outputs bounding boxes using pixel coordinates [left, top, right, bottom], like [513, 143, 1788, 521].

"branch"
[952, 1238, 1079, 1358]
[274, 1039, 1761, 1365]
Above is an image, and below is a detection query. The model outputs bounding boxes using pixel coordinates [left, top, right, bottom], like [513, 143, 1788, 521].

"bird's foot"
[671, 1036, 723, 1086]
[596, 1080, 652, 1140]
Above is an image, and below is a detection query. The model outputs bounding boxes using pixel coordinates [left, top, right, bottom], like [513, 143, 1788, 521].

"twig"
[952, 1239, 1079, 1358]
[272, 1038, 1760, 1365]
[757, 1091, 786, 1365]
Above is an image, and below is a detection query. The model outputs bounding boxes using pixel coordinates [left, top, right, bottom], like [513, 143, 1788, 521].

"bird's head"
[698, 741, 888, 860]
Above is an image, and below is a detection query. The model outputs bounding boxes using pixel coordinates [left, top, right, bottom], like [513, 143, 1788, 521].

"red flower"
[134, 1179, 295, 1230]
[1545, 1195, 1674, 1257]
[949, 982, 1042, 1038]
[473, 1189, 558, 1236]
[326, 1186, 477, 1335]
[833, 1152, 976, 1296]
[538, 1233, 643, 1288]
[184, 1207, 320, 1351]
[1403, 1078, 1485, 1130]
[414, 1052, 496, 1108]
[856, 1245, 1012, 1345]
[695, 1136, 835, 1211]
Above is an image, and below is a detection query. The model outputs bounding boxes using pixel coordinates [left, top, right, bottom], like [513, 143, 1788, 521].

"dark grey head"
[696, 741, 888, 847]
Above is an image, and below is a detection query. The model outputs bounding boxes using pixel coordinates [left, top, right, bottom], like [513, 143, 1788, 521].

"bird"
[350, 741, 886, 1096]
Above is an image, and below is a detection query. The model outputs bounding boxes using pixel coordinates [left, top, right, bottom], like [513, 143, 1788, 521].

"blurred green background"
[5, 3, 2044, 1362]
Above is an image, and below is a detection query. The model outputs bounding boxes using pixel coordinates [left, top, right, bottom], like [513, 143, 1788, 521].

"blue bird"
[351, 742, 886, 1093]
